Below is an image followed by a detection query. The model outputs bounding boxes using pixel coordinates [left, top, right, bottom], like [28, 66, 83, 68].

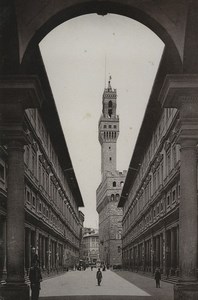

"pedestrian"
[96, 268, 102, 286]
[31, 247, 39, 266]
[154, 268, 161, 288]
[29, 259, 42, 300]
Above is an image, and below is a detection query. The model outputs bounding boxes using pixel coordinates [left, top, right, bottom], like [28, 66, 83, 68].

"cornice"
[159, 74, 198, 108]
[0, 76, 44, 108]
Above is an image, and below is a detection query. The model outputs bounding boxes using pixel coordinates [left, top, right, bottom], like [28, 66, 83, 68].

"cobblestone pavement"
[39, 268, 173, 300]
[113, 270, 174, 300]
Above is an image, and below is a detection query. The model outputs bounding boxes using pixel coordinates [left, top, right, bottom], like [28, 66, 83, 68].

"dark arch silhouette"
[21, 1, 182, 71]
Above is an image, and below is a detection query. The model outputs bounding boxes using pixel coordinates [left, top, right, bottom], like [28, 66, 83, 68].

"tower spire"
[108, 75, 112, 91]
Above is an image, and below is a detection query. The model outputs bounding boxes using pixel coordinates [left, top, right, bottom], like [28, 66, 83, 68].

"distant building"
[81, 229, 99, 265]
[96, 77, 126, 267]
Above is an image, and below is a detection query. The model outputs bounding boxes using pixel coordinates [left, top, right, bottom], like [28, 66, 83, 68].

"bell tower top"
[102, 76, 117, 118]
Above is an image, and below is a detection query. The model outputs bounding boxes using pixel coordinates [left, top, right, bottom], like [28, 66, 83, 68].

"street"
[39, 269, 174, 300]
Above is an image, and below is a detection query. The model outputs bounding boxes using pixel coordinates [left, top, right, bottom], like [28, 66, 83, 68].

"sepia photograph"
[0, 1, 198, 300]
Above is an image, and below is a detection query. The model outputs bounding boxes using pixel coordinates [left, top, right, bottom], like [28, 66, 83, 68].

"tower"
[96, 77, 126, 267]
[98, 77, 119, 177]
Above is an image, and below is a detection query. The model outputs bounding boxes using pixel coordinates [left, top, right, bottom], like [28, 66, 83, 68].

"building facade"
[0, 105, 84, 281]
[81, 229, 99, 265]
[119, 106, 181, 276]
[96, 78, 126, 267]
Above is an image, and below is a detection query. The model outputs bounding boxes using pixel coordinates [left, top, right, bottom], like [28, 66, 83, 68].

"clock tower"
[96, 76, 126, 267]
[98, 77, 119, 178]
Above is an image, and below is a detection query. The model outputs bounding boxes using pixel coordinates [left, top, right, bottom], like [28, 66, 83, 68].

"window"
[109, 157, 112, 161]
[26, 146, 30, 167]
[118, 246, 121, 253]
[111, 194, 114, 201]
[177, 183, 180, 198]
[167, 195, 170, 206]
[166, 150, 171, 175]
[26, 190, 30, 203]
[113, 181, 116, 187]
[104, 125, 106, 128]
[172, 190, 176, 202]
[116, 194, 120, 201]
[32, 150, 37, 176]
[0, 164, 5, 181]
[108, 101, 113, 117]
[32, 195, 36, 207]
[109, 125, 112, 128]
[172, 145, 177, 167]
[114, 125, 116, 128]
[157, 204, 159, 215]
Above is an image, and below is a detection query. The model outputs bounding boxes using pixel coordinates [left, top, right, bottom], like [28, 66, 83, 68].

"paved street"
[39, 269, 173, 300]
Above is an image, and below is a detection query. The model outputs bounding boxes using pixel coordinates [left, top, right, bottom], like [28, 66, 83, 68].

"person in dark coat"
[29, 259, 42, 300]
[154, 268, 161, 288]
[96, 268, 102, 286]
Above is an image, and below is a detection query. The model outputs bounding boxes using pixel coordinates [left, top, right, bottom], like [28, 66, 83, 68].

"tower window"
[108, 101, 113, 108]
[109, 157, 112, 161]
[113, 181, 116, 187]
[108, 109, 112, 117]
[108, 101, 113, 117]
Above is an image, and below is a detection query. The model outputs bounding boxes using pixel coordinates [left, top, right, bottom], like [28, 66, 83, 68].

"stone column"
[25, 228, 31, 272]
[162, 230, 166, 275]
[43, 236, 46, 270]
[160, 234, 163, 271]
[0, 217, 6, 281]
[176, 226, 179, 269]
[160, 74, 198, 299]
[156, 236, 160, 268]
[0, 77, 43, 300]
[151, 237, 154, 274]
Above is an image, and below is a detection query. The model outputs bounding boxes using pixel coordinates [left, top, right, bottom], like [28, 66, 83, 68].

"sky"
[39, 13, 164, 228]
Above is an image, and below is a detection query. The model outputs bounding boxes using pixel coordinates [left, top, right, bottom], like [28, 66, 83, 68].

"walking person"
[29, 259, 42, 300]
[96, 268, 102, 286]
[154, 267, 161, 288]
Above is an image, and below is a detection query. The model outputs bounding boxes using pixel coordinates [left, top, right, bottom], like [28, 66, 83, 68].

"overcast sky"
[39, 13, 164, 228]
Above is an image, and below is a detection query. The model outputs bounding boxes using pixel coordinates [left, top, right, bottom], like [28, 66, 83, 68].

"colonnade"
[124, 225, 179, 276]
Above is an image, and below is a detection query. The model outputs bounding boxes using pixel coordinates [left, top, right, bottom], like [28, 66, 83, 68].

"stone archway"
[19, 1, 183, 71]
[1, 1, 198, 299]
